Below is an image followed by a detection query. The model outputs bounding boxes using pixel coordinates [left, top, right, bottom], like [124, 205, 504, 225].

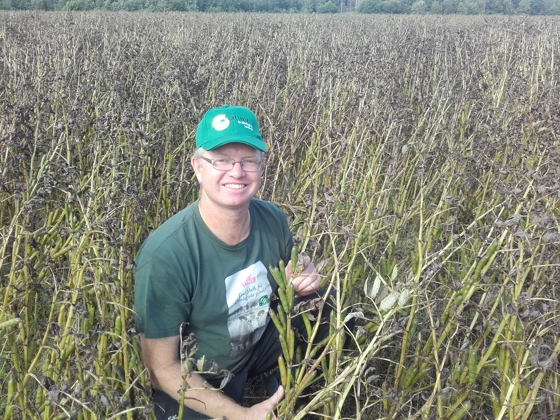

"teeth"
[225, 184, 245, 189]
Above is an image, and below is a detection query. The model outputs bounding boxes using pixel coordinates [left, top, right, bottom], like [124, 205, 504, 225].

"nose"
[228, 161, 245, 176]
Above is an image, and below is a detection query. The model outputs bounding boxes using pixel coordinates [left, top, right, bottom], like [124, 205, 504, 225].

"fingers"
[285, 255, 315, 279]
[273, 385, 285, 404]
[294, 283, 319, 296]
[260, 385, 283, 420]
[283, 254, 321, 296]
[271, 385, 285, 416]
[293, 267, 320, 296]
[284, 259, 293, 280]
[284, 254, 311, 278]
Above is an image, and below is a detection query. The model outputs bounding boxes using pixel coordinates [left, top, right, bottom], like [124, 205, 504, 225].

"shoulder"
[135, 202, 199, 269]
[249, 199, 291, 239]
[139, 203, 197, 252]
[250, 199, 287, 221]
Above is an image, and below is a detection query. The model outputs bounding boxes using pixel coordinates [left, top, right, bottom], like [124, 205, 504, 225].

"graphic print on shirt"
[225, 261, 271, 360]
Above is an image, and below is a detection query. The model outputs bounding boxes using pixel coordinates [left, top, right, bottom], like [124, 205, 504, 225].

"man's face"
[191, 142, 263, 211]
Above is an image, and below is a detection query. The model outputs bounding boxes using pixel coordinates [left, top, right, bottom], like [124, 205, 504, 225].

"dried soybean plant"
[1, 11, 559, 420]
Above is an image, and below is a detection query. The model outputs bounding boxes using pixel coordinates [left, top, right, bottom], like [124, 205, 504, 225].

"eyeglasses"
[200, 157, 263, 172]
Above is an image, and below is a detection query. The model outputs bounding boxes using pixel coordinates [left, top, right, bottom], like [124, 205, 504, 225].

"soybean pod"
[301, 312, 312, 338]
[405, 317, 418, 350]
[0, 318, 22, 330]
[449, 401, 472, 420]
[7, 372, 14, 402]
[472, 242, 498, 282]
[401, 365, 418, 389]
[287, 327, 295, 361]
[277, 260, 288, 289]
[278, 287, 290, 315]
[468, 348, 478, 384]
[277, 295, 290, 326]
[291, 247, 298, 277]
[287, 282, 295, 312]
[269, 265, 286, 290]
[279, 334, 290, 361]
[269, 309, 285, 332]
[278, 355, 287, 387]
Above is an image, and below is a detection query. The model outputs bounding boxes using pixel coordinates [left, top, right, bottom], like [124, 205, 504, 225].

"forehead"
[207, 142, 260, 157]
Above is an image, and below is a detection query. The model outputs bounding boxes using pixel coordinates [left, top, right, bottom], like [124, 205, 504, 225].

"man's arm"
[140, 334, 284, 420]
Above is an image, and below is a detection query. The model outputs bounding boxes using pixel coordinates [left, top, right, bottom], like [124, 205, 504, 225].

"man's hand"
[245, 385, 284, 419]
[285, 254, 321, 296]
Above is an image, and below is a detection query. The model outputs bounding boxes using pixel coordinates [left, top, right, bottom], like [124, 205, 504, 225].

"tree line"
[1, 0, 558, 18]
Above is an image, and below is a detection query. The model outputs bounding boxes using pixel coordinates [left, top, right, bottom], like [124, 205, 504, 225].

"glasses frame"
[200, 156, 264, 172]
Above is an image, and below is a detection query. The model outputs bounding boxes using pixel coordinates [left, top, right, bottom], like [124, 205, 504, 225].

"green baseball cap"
[195, 105, 267, 152]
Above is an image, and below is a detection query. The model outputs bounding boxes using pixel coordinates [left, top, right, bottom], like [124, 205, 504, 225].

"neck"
[197, 198, 251, 245]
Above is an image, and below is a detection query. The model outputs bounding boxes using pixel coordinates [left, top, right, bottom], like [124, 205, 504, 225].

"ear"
[191, 157, 202, 183]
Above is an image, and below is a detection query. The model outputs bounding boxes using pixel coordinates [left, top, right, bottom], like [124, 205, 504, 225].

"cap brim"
[201, 135, 267, 152]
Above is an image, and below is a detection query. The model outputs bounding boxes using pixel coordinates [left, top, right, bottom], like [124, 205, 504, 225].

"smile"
[224, 184, 246, 189]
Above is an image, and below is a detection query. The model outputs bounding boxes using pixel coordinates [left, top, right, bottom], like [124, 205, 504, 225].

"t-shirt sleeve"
[134, 254, 193, 338]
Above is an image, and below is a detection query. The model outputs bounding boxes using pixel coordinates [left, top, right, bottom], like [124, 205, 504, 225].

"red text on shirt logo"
[241, 275, 257, 287]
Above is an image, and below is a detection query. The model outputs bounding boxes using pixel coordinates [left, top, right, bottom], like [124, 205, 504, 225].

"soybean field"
[1, 11, 559, 420]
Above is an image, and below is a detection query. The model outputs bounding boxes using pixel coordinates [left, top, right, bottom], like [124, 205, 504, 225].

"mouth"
[224, 184, 246, 190]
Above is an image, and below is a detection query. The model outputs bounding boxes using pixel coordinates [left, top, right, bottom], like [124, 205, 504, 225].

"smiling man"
[134, 105, 323, 420]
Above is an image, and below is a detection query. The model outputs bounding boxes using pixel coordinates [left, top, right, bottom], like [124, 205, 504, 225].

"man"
[134, 105, 323, 419]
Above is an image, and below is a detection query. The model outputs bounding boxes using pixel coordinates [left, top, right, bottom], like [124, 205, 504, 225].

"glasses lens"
[241, 160, 261, 171]
[212, 159, 232, 170]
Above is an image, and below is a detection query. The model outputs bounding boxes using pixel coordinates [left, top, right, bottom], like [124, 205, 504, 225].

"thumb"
[269, 385, 284, 408]
[284, 260, 293, 281]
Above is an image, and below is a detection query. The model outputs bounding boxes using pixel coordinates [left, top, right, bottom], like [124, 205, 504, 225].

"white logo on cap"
[212, 114, 230, 131]
[240, 121, 254, 131]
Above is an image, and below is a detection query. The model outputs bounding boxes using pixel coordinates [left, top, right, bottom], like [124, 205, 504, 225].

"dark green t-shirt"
[134, 199, 293, 375]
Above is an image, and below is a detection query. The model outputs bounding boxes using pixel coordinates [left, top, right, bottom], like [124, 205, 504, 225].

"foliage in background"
[1, 11, 559, 419]
[1, 0, 560, 15]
